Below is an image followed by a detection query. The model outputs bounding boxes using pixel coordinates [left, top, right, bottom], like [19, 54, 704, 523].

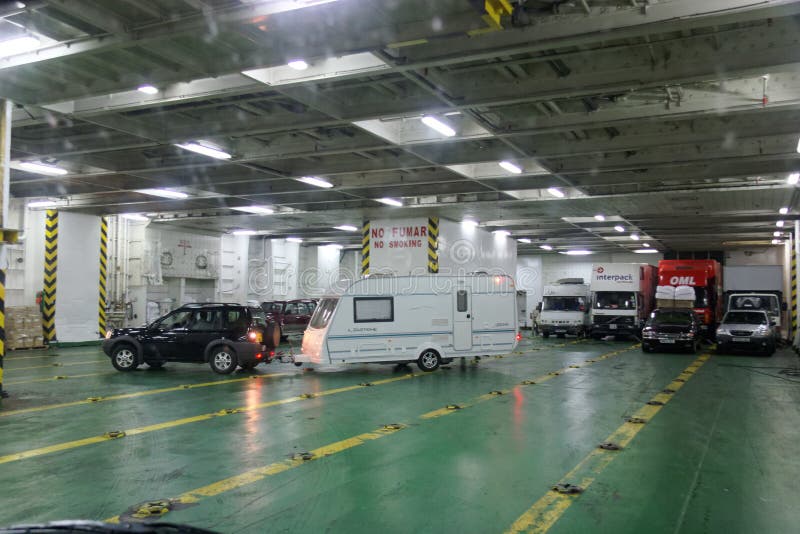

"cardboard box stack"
[655, 285, 695, 309]
[6, 306, 45, 350]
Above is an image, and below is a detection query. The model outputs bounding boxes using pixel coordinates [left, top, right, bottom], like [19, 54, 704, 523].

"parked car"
[103, 303, 280, 374]
[716, 310, 776, 356]
[261, 299, 318, 338]
[641, 308, 701, 353]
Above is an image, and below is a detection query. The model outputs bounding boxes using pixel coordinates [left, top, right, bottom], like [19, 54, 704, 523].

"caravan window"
[309, 298, 338, 329]
[354, 297, 394, 323]
[456, 290, 468, 312]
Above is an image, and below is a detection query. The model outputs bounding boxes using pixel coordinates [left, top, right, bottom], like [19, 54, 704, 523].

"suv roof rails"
[180, 302, 241, 307]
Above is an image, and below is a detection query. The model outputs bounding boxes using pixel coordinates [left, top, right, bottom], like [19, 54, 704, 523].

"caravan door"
[453, 288, 473, 350]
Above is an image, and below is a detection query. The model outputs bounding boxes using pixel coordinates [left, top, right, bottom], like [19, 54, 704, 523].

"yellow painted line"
[504, 352, 712, 534]
[107, 344, 639, 521]
[9, 360, 101, 371]
[105, 423, 406, 523]
[0, 373, 421, 466]
[423, 344, 638, 420]
[4, 353, 58, 361]
[5, 372, 111, 385]
[0, 372, 289, 418]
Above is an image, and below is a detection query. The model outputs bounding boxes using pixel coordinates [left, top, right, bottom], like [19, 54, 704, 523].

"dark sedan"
[641, 308, 701, 353]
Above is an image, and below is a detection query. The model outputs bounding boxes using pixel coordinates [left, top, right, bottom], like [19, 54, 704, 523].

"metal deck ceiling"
[1, 0, 798, 253]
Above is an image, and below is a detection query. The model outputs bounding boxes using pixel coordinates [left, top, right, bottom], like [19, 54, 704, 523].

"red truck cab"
[657, 259, 723, 336]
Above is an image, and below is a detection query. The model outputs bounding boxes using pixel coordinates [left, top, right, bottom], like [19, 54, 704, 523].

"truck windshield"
[309, 298, 339, 329]
[542, 296, 586, 311]
[729, 295, 779, 314]
[594, 292, 636, 310]
[723, 311, 768, 325]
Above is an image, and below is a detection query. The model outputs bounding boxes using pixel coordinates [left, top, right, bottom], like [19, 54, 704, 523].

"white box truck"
[723, 265, 786, 336]
[297, 274, 520, 371]
[538, 279, 590, 338]
[589, 263, 657, 339]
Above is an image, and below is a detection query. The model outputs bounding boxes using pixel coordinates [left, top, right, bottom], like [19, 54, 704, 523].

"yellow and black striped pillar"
[361, 221, 370, 277]
[792, 248, 797, 338]
[427, 217, 439, 273]
[0, 268, 6, 398]
[42, 209, 58, 343]
[98, 217, 108, 337]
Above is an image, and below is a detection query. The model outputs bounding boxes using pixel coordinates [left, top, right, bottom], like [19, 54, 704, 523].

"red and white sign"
[369, 218, 428, 274]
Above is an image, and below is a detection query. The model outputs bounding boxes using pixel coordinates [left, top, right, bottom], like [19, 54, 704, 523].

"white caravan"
[298, 274, 520, 371]
[538, 279, 591, 338]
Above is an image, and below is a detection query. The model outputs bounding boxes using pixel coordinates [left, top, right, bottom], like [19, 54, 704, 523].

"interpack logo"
[669, 276, 696, 285]
[594, 266, 633, 283]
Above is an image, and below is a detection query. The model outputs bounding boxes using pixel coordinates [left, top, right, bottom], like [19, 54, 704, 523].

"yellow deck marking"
[105, 424, 406, 523]
[422, 344, 638, 419]
[5, 372, 111, 385]
[0, 373, 419, 466]
[0, 373, 289, 417]
[504, 352, 712, 534]
[10, 360, 100, 371]
[4, 351, 104, 361]
[107, 344, 640, 522]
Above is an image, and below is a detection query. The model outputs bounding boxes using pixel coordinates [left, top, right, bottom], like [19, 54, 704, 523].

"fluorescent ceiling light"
[797, 137, 800, 153]
[286, 237, 303, 243]
[0, 36, 39, 59]
[614, 225, 625, 232]
[334, 225, 358, 232]
[594, 214, 605, 221]
[287, 60, 309, 70]
[560, 250, 593, 256]
[296, 176, 333, 188]
[421, 115, 456, 137]
[137, 85, 158, 95]
[630, 233, 640, 240]
[788, 173, 799, 185]
[231, 206, 274, 215]
[772, 239, 782, 245]
[175, 142, 231, 160]
[493, 230, 511, 237]
[136, 188, 189, 200]
[773, 231, 782, 237]
[121, 213, 149, 222]
[776, 220, 785, 227]
[323, 244, 343, 250]
[642, 242, 650, 247]
[539, 244, 553, 251]
[634, 249, 659, 254]
[517, 238, 532, 244]
[461, 219, 479, 228]
[498, 161, 522, 174]
[27, 200, 58, 209]
[779, 207, 789, 214]
[233, 230, 257, 236]
[377, 198, 403, 207]
[547, 187, 565, 198]
[19, 162, 68, 176]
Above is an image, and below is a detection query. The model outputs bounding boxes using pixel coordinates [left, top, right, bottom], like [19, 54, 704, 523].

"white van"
[297, 274, 520, 371]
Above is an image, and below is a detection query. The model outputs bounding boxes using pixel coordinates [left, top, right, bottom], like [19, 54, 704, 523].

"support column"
[361, 221, 370, 277]
[0, 99, 11, 398]
[794, 220, 799, 350]
[42, 209, 58, 343]
[98, 217, 108, 337]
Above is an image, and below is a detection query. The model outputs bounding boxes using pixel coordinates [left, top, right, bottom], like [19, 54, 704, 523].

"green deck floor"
[1, 337, 798, 533]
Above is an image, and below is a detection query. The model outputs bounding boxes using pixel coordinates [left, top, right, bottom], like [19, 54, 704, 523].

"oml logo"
[669, 276, 695, 285]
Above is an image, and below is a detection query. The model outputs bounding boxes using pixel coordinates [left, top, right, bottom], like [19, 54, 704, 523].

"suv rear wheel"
[111, 344, 139, 372]
[209, 346, 238, 374]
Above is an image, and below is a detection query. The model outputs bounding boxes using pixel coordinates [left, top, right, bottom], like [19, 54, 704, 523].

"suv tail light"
[248, 330, 263, 343]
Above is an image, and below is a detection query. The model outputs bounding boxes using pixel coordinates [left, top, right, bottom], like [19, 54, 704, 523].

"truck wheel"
[111, 344, 139, 372]
[417, 349, 441, 372]
[210, 346, 238, 374]
[265, 323, 280, 350]
[542, 332, 550, 339]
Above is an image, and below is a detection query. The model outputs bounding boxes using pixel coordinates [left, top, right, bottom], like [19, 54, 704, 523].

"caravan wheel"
[417, 349, 441, 372]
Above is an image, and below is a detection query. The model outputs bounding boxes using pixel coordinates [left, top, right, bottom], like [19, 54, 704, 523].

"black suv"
[641, 308, 701, 353]
[103, 304, 280, 374]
